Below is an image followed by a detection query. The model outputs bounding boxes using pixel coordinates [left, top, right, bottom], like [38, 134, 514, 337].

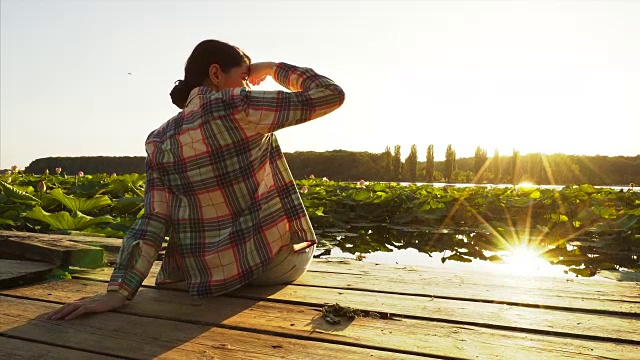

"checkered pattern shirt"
[107, 63, 345, 300]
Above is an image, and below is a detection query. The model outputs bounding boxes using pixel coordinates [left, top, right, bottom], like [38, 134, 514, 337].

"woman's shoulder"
[145, 112, 183, 145]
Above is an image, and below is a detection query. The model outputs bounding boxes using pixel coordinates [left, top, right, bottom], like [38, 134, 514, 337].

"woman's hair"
[170, 40, 251, 109]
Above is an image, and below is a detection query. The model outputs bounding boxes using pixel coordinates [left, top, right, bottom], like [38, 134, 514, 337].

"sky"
[1, 0, 639, 170]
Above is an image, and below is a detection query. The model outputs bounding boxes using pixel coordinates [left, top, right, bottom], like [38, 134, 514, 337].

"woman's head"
[170, 40, 251, 109]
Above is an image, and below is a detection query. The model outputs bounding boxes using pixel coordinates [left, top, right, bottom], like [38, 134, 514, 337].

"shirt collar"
[185, 86, 218, 108]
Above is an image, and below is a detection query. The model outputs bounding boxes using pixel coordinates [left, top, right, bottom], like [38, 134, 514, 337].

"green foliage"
[45, 268, 72, 281]
[0, 181, 40, 204]
[25, 206, 114, 231]
[0, 173, 138, 234]
[49, 188, 113, 212]
[299, 179, 640, 275]
[1, 170, 638, 277]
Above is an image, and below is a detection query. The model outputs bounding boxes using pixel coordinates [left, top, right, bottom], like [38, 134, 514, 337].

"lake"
[312, 223, 640, 282]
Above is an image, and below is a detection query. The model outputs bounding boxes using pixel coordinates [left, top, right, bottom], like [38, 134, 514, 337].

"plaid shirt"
[107, 63, 345, 300]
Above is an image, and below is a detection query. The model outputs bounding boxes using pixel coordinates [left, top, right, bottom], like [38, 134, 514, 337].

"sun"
[501, 245, 556, 277]
[516, 181, 536, 188]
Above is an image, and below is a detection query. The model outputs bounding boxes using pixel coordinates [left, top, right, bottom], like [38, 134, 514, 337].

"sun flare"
[516, 181, 536, 188]
[501, 245, 555, 277]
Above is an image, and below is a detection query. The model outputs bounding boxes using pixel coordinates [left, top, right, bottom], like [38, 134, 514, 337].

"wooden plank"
[297, 271, 640, 315]
[0, 336, 116, 360]
[232, 282, 640, 343]
[0, 231, 104, 268]
[55, 234, 168, 264]
[55, 234, 124, 252]
[310, 258, 640, 295]
[3, 280, 640, 359]
[0, 259, 56, 288]
[48, 232, 167, 265]
[306, 259, 640, 314]
[0, 295, 421, 360]
[78, 264, 640, 342]
[0, 230, 121, 247]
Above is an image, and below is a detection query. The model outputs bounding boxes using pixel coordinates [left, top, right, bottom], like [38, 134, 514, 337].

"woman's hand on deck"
[45, 292, 127, 320]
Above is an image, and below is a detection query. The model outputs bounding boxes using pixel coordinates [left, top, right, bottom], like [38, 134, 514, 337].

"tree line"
[23, 146, 640, 186]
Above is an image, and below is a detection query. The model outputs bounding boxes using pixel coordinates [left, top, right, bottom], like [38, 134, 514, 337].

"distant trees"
[24, 156, 146, 176]
[510, 149, 521, 184]
[425, 144, 435, 183]
[491, 149, 501, 183]
[392, 145, 402, 181]
[474, 146, 488, 174]
[473, 146, 488, 183]
[444, 144, 457, 183]
[405, 145, 418, 183]
[382, 146, 393, 181]
[526, 153, 544, 184]
[23, 148, 640, 186]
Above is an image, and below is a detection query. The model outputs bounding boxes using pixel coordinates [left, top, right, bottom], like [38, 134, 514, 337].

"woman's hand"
[248, 62, 276, 87]
[45, 292, 127, 320]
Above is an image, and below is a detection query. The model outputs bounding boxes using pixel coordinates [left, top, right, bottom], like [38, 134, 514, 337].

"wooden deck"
[1, 235, 639, 359]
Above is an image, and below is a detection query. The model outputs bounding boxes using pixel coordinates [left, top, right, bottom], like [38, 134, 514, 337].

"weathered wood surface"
[76, 265, 640, 343]
[307, 259, 640, 314]
[48, 233, 168, 264]
[309, 258, 640, 295]
[0, 337, 116, 360]
[3, 279, 639, 359]
[0, 230, 167, 265]
[0, 231, 104, 268]
[0, 295, 423, 360]
[300, 269, 640, 315]
[0, 259, 56, 288]
[3, 232, 640, 359]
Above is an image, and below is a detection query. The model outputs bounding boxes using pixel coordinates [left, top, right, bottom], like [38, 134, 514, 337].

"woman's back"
[112, 60, 344, 299]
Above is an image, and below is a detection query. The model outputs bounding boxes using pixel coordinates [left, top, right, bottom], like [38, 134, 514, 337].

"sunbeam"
[501, 244, 556, 276]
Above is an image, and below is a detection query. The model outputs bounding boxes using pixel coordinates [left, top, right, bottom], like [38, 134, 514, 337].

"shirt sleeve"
[229, 62, 345, 134]
[107, 145, 171, 300]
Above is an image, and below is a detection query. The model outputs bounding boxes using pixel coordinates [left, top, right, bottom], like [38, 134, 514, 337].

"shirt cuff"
[107, 267, 141, 301]
[106, 281, 135, 301]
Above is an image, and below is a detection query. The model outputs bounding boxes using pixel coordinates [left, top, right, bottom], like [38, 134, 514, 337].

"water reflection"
[380, 182, 637, 192]
[320, 247, 568, 278]
[313, 224, 639, 279]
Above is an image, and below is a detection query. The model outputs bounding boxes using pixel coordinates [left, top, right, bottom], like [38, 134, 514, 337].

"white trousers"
[157, 243, 315, 292]
[249, 244, 315, 286]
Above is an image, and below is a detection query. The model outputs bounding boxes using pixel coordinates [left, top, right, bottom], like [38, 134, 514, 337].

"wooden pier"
[0, 231, 638, 359]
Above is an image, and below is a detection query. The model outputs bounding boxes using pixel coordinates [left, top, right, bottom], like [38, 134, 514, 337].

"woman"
[47, 39, 345, 320]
